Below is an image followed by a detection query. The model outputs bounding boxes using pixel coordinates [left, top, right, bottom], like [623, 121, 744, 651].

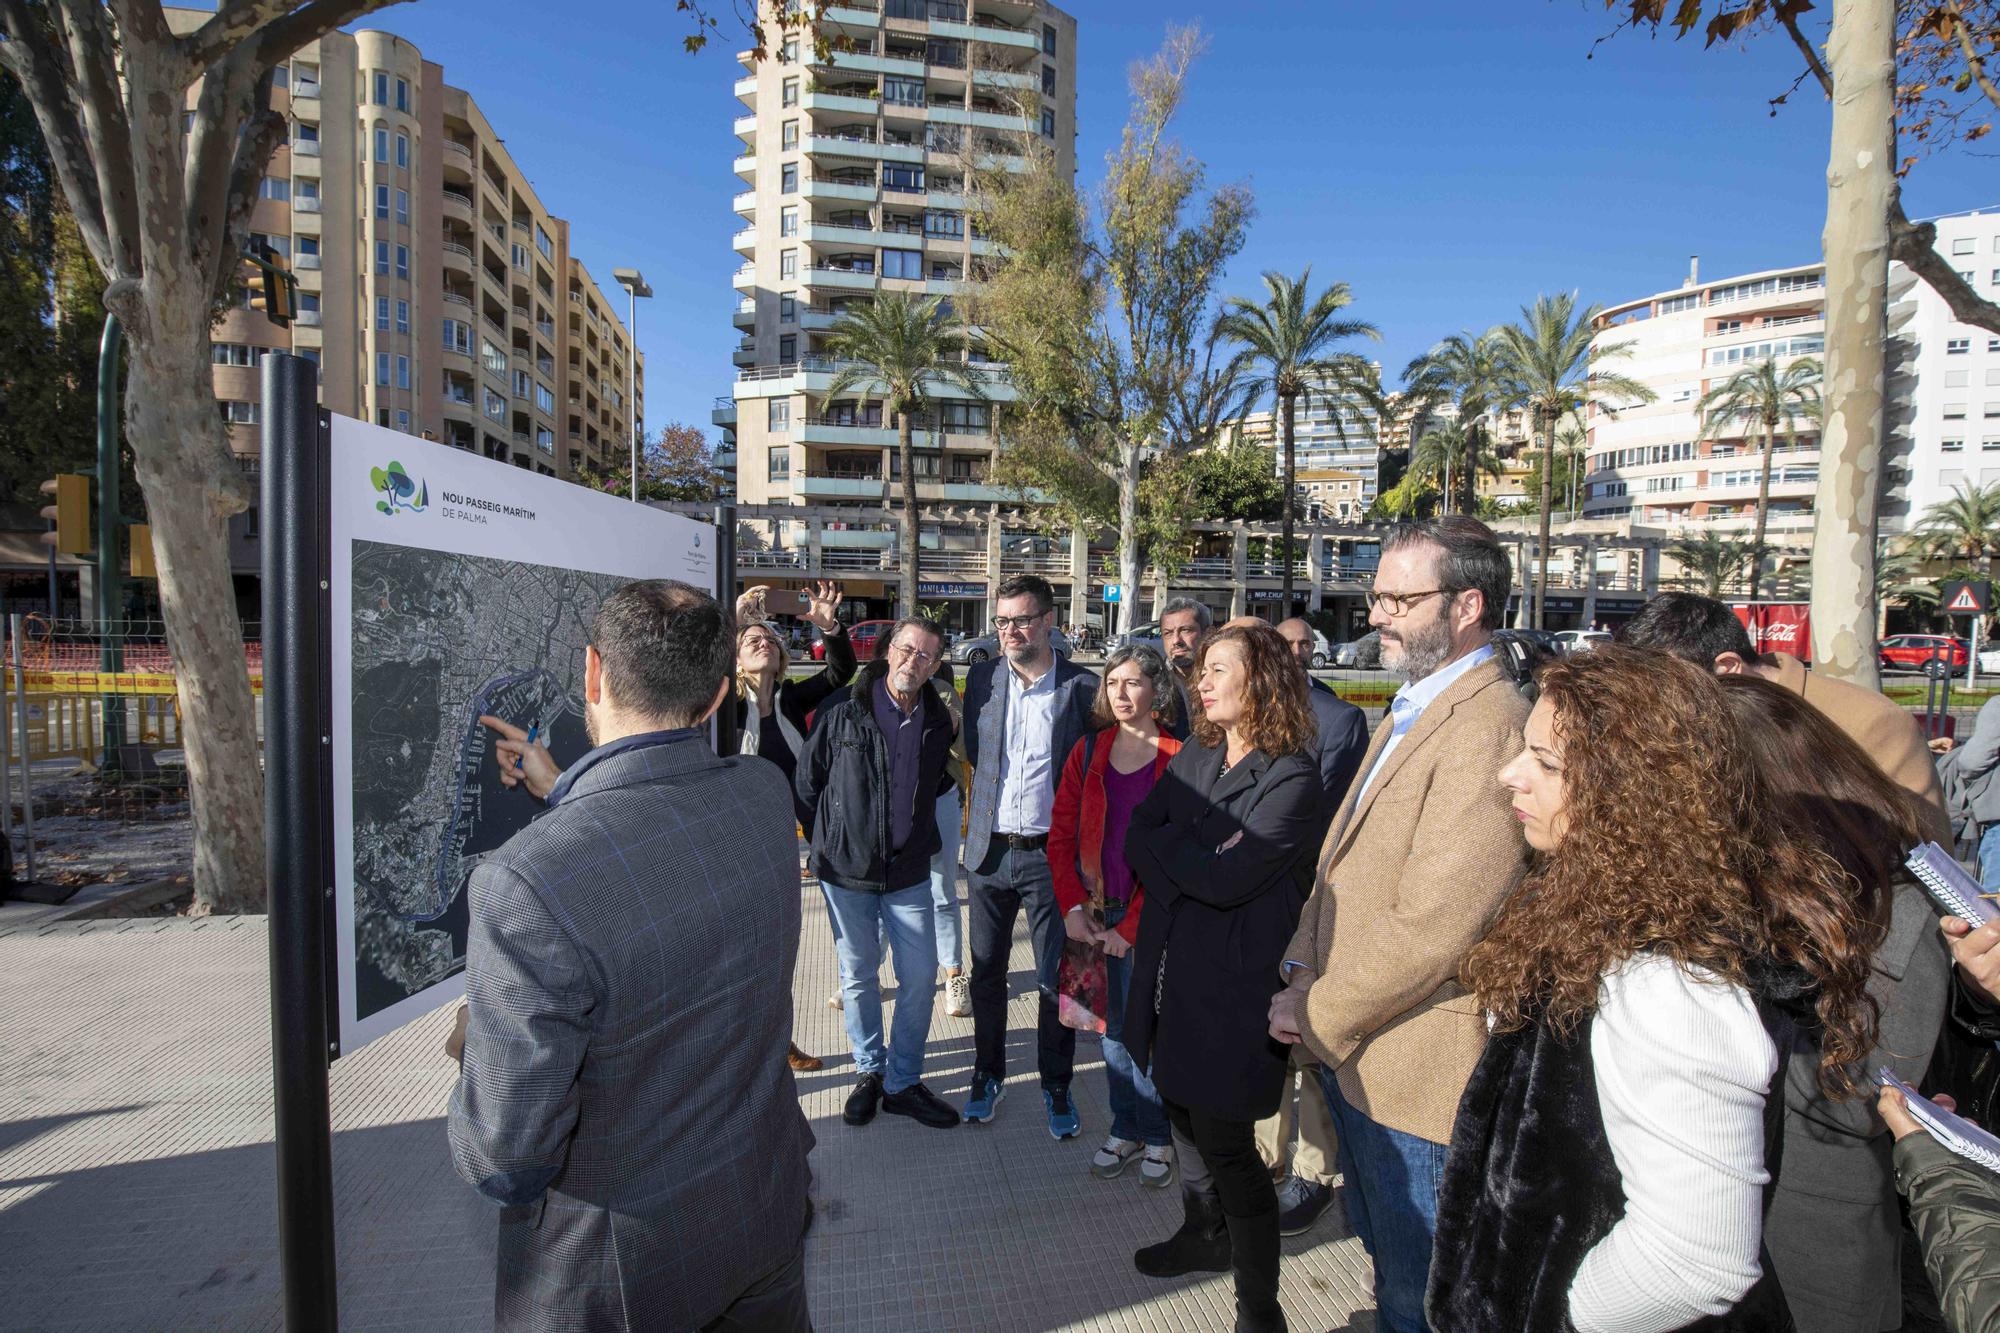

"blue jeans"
[1101, 899, 1168, 1146]
[931, 788, 964, 972]
[1318, 1068, 1448, 1333]
[1980, 823, 2000, 894]
[824, 879, 938, 1095]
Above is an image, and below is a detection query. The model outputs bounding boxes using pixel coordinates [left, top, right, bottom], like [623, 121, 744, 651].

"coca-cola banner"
[1732, 602, 1811, 664]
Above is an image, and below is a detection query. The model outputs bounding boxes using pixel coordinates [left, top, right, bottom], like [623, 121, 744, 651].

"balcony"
[800, 418, 903, 448]
[295, 310, 322, 327]
[734, 190, 756, 215]
[733, 297, 756, 328]
[733, 153, 758, 180]
[734, 75, 758, 105]
[732, 265, 757, 291]
[806, 132, 924, 165]
[295, 254, 322, 271]
[823, 2, 881, 29]
[933, 17, 1037, 50]
[732, 227, 757, 254]
[973, 68, 1036, 91]
[800, 472, 1011, 503]
[292, 80, 322, 101]
[929, 105, 1034, 132]
[442, 291, 473, 309]
[442, 241, 473, 272]
[443, 139, 472, 161]
[293, 196, 321, 214]
[800, 305, 844, 331]
[733, 341, 758, 367]
[800, 220, 881, 248]
[803, 176, 878, 204]
[442, 190, 473, 221]
[712, 396, 738, 427]
[292, 139, 320, 157]
[803, 90, 881, 117]
[822, 48, 926, 78]
[804, 263, 878, 291]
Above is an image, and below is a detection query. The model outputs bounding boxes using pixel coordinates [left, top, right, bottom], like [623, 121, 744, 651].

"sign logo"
[1941, 579, 1994, 617]
[370, 461, 428, 515]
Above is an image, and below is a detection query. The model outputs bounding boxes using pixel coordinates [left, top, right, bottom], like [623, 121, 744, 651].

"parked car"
[1333, 630, 1382, 669]
[1105, 620, 1163, 656]
[1300, 625, 1334, 669]
[812, 618, 896, 663]
[951, 626, 1073, 664]
[1980, 645, 2000, 674]
[1878, 633, 1970, 673]
[1553, 629, 1613, 654]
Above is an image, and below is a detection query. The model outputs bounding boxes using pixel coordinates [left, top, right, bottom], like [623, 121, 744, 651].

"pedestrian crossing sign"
[1941, 580, 1993, 616]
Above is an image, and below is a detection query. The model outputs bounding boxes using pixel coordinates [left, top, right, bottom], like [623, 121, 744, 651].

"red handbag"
[1057, 904, 1109, 1034]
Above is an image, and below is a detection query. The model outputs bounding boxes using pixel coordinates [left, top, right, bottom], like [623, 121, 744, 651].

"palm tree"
[1669, 532, 1753, 598]
[1876, 538, 1940, 619]
[1410, 421, 1504, 503]
[1216, 268, 1380, 611]
[1553, 417, 1587, 517]
[1493, 293, 1655, 628]
[1403, 328, 1507, 515]
[822, 292, 985, 615]
[1694, 357, 1822, 598]
[1916, 480, 2000, 577]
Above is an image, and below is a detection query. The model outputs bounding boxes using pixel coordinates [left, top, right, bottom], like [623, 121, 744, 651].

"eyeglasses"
[1365, 588, 1457, 617]
[888, 641, 938, 665]
[993, 614, 1046, 632]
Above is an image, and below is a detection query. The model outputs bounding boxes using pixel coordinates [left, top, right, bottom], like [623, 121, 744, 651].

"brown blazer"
[1765, 653, 1953, 846]
[1283, 656, 1531, 1145]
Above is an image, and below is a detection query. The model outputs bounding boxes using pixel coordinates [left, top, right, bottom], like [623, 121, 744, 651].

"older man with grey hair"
[1157, 595, 1213, 741]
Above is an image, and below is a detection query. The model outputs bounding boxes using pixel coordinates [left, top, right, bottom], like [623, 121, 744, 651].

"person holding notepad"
[1880, 1079, 2000, 1333]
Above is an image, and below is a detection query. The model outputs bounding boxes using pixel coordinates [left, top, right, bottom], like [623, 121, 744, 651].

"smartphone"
[762, 589, 810, 616]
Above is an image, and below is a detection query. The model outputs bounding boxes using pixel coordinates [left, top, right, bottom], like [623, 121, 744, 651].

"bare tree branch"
[177, 0, 290, 73]
[212, 72, 286, 300]
[54, 0, 141, 274]
[0, 0, 117, 270]
[254, 0, 410, 71]
[1944, 0, 2000, 116]
[1779, 6, 1835, 93]
[183, 44, 260, 288]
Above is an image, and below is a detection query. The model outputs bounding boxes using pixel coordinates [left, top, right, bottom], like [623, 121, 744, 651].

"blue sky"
[346, 0, 1994, 435]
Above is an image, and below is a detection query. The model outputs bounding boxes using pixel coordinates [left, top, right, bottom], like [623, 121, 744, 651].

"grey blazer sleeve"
[447, 861, 596, 1209]
[1958, 697, 2000, 784]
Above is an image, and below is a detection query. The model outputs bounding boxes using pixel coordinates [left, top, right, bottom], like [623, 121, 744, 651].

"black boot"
[1134, 1184, 1232, 1278]
[1226, 1207, 1286, 1332]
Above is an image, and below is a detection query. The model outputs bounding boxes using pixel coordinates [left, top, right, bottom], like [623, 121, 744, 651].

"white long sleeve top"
[1568, 952, 1779, 1333]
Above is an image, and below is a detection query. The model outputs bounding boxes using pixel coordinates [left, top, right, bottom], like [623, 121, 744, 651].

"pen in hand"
[518, 724, 537, 770]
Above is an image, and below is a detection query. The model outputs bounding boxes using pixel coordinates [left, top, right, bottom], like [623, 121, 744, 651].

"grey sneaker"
[1091, 1136, 1142, 1179]
[1276, 1174, 1333, 1236]
[944, 972, 971, 1018]
[1138, 1144, 1175, 1189]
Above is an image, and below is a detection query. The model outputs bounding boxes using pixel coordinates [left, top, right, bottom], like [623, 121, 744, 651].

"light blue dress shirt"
[1353, 643, 1497, 802]
[996, 661, 1059, 835]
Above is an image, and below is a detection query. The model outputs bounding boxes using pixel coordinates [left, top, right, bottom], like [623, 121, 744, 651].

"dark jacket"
[796, 672, 956, 893]
[961, 653, 1099, 872]
[1121, 737, 1323, 1122]
[724, 624, 856, 828]
[1306, 677, 1369, 819]
[1894, 1131, 2000, 1333]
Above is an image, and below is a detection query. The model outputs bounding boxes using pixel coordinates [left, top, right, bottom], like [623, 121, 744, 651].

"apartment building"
[178, 13, 644, 481]
[1234, 368, 1386, 509]
[717, 0, 1079, 581]
[1887, 207, 2000, 527]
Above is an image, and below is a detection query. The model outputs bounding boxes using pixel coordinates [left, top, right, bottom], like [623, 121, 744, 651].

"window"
[396, 409, 411, 433]
[779, 248, 798, 280]
[535, 224, 553, 260]
[884, 76, 925, 107]
[260, 176, 289, 200]
[395, 78, 409, 112]
[768, 398, 791, 430]
[396, 245, 409, 279]
[939, 399, 990, 431]
[925, 124, 961, 153]
[769, 447, 791, 482]
[881, 248, 922, 279]
[1042, 64, 1056, 95]
[1948, 369, 1972, 387]
[484, 388, 506, 419]
[377, 296, 391, 331]
[1986, 438, 2000, 451]
[273, 65, 290, 89]
[779, 334, 796, 361]
[1041, 109, 1055, 139]
[297, 347, 321, 377]
[396, 133, 409, 169]
[482, 339, 506, 374]
[374, 72, 389, 105]
[375, 241, 390, 274]
[396, 189, 409, 224]
[1944, 438, 1966, 452]
[1659, 293, 1700, 315]
[299, 293, 321, 316]
[780, 294, 796, 322]
[375, 127, 389, 162]
[295, 123, 319, 146]
[1953, 236, 1977, 255]
[296, 177, 320, 203]
[248, 231, 289, 258]
[395, 355, 411, 390]
[1950, 338, 1972, 354]
[883, 164, 925, 192]
[780, 205, 798, 237]
[924, 210, 963, 239]
[782, 119, 799, 150]
[781, 162, 797, 193]
[782, 77, 799, 107]
[1947, 403, 1969, 419]
[537, 426, 555, 449]
[396, 299, 410, 334]
[535, 383, 555, 412]
[377, 352, 392, 386]
[375, 184, 389, 218]
[1987, 404, 2000, 418]
[211, 343, 268, 366]
[781, 38, 798, 63]
[1043, 22, 1057, 54]
[443, 318, 472, 354]
[221, 400, 260, 425]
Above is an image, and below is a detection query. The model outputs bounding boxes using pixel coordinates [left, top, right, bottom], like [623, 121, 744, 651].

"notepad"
[1879, 1069, 2000, 1174]
[1906, 842, 2000, 926]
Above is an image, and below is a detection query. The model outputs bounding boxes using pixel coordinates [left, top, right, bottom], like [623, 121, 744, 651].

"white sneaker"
[1091, 1135, 1142, 1179]
[1139, 1143, 1176, 1189]
[944, 972, 971, 1018]
[826, 991, 843, 1011]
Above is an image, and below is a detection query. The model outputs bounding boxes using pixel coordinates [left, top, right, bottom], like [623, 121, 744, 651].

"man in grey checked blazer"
[449, 581, 813, 1332]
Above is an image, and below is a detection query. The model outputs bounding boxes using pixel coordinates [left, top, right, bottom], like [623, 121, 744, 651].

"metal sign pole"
[260, 353, 338, 1331]
[712, 502, 738, 757]
[9, 615, 33, 885]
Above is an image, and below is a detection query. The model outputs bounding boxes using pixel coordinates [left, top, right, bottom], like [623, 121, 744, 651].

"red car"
[812, 619, 896, 662]
[1877, 633, 1969, 673]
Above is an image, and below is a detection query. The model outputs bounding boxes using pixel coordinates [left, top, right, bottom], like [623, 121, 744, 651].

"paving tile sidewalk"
[0, 875, 1376, 1331]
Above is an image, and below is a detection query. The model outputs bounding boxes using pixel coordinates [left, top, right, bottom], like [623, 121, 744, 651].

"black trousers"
[966, 841, 1076, 1089]
[701, 1230, 811, 1332]
[1168, 1098, 1282, 1317]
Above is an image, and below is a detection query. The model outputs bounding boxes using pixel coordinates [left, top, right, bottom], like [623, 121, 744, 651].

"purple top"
[1101, 759, 1156, 905]
[871, 677, 924, 852]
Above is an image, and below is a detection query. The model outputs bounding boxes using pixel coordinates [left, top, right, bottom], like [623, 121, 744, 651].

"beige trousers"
[1253, 1041, 1337, 1185]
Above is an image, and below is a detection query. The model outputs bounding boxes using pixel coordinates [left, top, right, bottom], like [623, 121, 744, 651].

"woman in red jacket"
[1049, 643, 1183, 1187]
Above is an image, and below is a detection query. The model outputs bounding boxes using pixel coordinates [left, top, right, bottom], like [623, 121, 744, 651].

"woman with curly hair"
[1717, 675, 1947, 1332]
[1122, 623, 1325, 1333]
[1427, 646, 1884, 1333]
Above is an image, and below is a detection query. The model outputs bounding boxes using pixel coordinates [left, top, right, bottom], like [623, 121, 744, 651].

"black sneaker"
[843, 1073, 883, 1126]
[1277, 1175, 1333, 1236]
[880, 1082, 961, 1129]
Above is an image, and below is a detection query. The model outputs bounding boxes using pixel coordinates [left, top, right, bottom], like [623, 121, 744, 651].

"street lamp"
[612, 267, 652, 502]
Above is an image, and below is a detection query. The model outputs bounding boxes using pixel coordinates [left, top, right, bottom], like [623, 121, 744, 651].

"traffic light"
[244, 245, 296, 326]
[38, 474, 89, 555]
[129, 523, 156, 579]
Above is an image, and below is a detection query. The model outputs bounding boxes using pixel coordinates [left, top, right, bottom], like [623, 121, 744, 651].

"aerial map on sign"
[347, 538, 625, 1024]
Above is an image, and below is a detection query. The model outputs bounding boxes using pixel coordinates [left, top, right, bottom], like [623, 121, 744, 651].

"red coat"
[1047, 726, 1181, 945]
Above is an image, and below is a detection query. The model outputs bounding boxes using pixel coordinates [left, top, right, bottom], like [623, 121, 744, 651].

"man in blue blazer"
[960, 574, 1100, 1136]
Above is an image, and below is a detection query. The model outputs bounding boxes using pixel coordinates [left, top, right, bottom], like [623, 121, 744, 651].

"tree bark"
[1751, 413, 1778, 599]
[1535, 405, 1554, 629]
[1117, 438, 1141, 638]
[898, 409, 917, 617]
[1281, 391, 1297, 614]
[1463, 419, 1481, 515]
[1812, 0, 1894, 687]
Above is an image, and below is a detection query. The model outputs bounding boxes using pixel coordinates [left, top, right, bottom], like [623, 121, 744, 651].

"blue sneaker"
[963, 1072, 1007, 1124]
[1044, 1086, 1081, 1140]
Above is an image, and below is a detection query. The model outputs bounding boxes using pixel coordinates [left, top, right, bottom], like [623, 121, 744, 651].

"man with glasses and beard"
[1265, 517, 1532, 1333]
[960, 574, 1101, 1135]
[796, 616, 964, 1130]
